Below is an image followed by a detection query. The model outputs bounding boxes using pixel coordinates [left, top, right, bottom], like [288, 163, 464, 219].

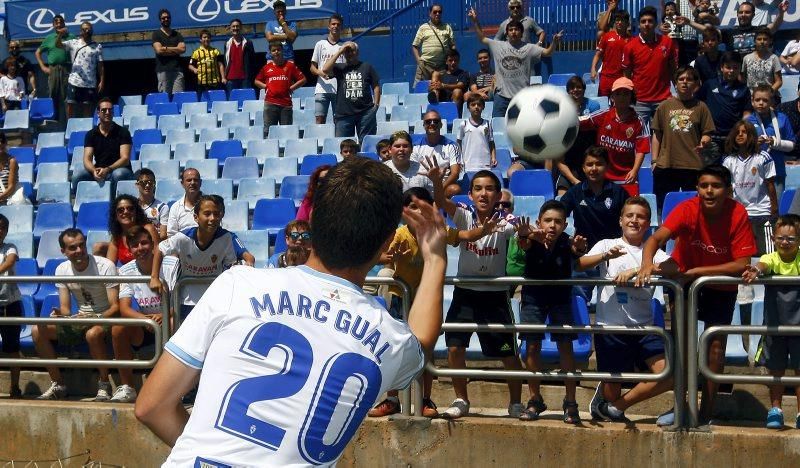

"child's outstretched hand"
[387, 239, 412, 263]
[571, 235, 588, 255]
[421, 155, 443, 184]
[606, 244, 627, 260]
[742, 265, 760, 284]
[402, 196, 446, 264]
[479, 211, 502, 236]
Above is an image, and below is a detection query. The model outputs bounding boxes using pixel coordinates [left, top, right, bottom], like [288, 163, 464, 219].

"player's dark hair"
[53, 15, 65, 22]
[469, 170, 501, 193]
[697, 164, 732, 188]
[719, 51, 742, 67]
[230, 18, 242, 26]
[466, 93, 485, 106]
[200, 29, 212, 38]
[754, 27, 772, 41]
[702, 27, 722, 42]
[506, 20, 524, 33]
[59, 228, 85, 248]
[330, 13, 343, 24]
[477, 48, 490, 57]
[273, 1, 286, 11]
[340, 139, 359, 152]
[674, 65, 700, 83]
[284, 219, 310, 236]
[566, 75, 586, 91]
[583, 145, 609, 164]
[376, 139, 391, 152]
[538, 200, 567, 219]
[663, 1, 677, 21]
[447, 49, 460, 59]
[638, 5, 658, 22]
[753, 84, 774, 97]
[97, 97, 113, 109]
[622, 196, 652, 221]
[311, 158, 403, 269]
[194, 194, 225, 215]
[774, 215, 800, 233]
[110, 194, 150, 237]
[124, 224, 154, 245]
[0, 214, 8, 230]
[724, 120, 758, 156]
[738, 1, 755, 14]
[403, 187, 434, 206]
[158, 9, 171, 18]
[135, 168, 156, 181]
[614, 9, 630, 23]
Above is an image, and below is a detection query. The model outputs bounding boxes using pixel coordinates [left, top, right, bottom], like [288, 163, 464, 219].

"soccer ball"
[505, 84, 579, 162]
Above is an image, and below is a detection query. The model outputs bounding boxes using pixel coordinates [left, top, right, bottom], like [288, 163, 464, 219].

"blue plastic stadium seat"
[35, 232, 67, 270]
[151, 102, 180, 117]
[302, 123, 335, 142]
[292, 87, 315, 100]
[221, 112, 250, 129]
[221, 200, 249, 231]
[273, 228, 288, 255]
[115, 179, 139, 198]
[202, 178, 234, 200]
[262, 157, 298, 181]
[34, 162, 68, 189]
[144, 160, 180, 180]
[173, 143, 207, 166]
[76, 201, 110, 233]
[268, 125, 300, 148]
[279, 175, 311, 203]
[234, 230, 270, 268]
[199, 128, 230, 147]
[662, 191, 696, 221]
[547, 73, 578, 86]
[382, 82, 409, 96]
[209, 140, 244, 166]
[242, 100, 263, 118]
[28, 98, 55, 122]
[508, 169, 554, 199]
[237, 178, 276, 209]
[15, 258, 39, 297]
[145, 92, 170, 113]
[285, 139, 319, 163]
[786, 165, 800, 190]
[252, 198, 297, 234]
[514, 195, 546, 218]
[9, 147, 35, 165]
[180, 101, 208, 118]
[3, 110, 29, 130]
[299, 154, 337, 176]
[639, 166, 654, 194]
[165, 128, 196, 148]
[132, 129, 163, 155]
[36, 146, 69, 165]
[157, 114, 187, 133]
[171, 91, 197, 110]
[390, 105, 422, 123]
[122, 104, 149, 124]
[74, 181, 111, 212]
[519, 295, 592, 364]
[426, 102, 459, 122]
[779, 189, 796, 215]
[360, 135, 389, 154]
[229, 88, 256, 107]
[377, 120, 409, 135]
[413, 81, 430, 93]
[155, 179, 184, 202]
[189, 113, 218, 131]
[139, 143, 172, 163]
[65, 117, 94, 136]
[183, 159, 218, 180]
[35, 132, 65, 155]
[222, 157, 260, 185]
[211, 101, 238, 116]
[67, 131, 89, 155]
[0, 205, 33, 233]
[233, 126, 264, 144]
[33, 260, 66, 308]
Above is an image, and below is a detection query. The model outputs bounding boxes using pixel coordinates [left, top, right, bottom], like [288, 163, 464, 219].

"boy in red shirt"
[591, 9, 631, 97]
[254, 41, 307, 131]
[639, 165, 756, 425]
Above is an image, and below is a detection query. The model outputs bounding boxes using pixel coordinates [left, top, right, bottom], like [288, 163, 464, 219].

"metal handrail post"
[672, 281, 686, 429]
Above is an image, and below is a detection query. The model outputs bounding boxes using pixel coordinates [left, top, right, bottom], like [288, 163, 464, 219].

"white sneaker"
[95, 381, 112, 402]
[37, 381, 67, 400]
[443, 398, 470, 419]
[508, 402, 525, 418]
[110, 384, 138, 403]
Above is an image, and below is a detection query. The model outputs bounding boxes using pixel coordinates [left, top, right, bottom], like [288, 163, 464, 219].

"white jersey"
[456, 118, 494, 172]
[141, 198, 169, 230]
[166, 196, 198, 237]
[410, 135, 463, 179]
[55, 255, 118, 314]
[384, 159, 434, 194]
[722, 151, 776, 217]
[453, 204, 515, 291]
[0, 243, 20, 305]
[119, 256, 179, 313]
[159, 227, 248, 305]
[311, 39, 344, 94]
[588, 238, 670, 326]
[163, 266, 424, 467]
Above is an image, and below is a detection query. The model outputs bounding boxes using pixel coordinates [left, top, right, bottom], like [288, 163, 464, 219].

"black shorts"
[445, 287, 516, 358]
[695, 288, 737, 327]
[0, 301, 22, 353]
[595, 333, 665, 373]
[66, 84, 98, 105]
[764, 335, 800, 371]
[519, 301, 575, 343]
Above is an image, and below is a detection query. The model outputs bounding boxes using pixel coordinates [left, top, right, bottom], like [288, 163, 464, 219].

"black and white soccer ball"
[505, 84, 579, 162]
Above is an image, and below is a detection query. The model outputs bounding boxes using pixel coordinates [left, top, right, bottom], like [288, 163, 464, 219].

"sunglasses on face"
[289, 232, 311, 241]
[509, 5, 522, 10]
[116, 206, 135, 214]
[137, 180, 155, 187]
[98, 108, 113, 114]
[424, 119, 441, 125]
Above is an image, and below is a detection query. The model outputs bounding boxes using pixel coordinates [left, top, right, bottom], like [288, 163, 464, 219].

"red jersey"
[256, 60, 305, 107]
[621, 34, 677, 103]
[227, 41, 245, 80]
[597, 31, 629, 78]
[663, 197, 756, 274]
[580, 108, 650, 181]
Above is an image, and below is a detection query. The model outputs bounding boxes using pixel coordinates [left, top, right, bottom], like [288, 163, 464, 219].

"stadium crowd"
[0, 0, 798, 432]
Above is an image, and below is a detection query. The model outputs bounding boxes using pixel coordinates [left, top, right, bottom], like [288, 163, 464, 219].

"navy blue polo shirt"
[560, 180, 628, 249]
[522, 232, 573, 307]
[696, 77, 752, 138]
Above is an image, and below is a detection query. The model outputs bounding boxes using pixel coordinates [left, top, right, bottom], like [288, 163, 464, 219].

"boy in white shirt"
[456, 94, 496, 172]
[577, 197, 678, 421]
[0, 59, 26, 112]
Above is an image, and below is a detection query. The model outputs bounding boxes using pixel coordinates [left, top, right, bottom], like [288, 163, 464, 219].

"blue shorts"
[595, 333, 665, 373]
[314, 93, 336, 118]
[519, 301, 575, 343]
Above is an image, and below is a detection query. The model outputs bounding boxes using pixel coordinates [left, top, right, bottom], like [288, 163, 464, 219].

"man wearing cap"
[578, 77, 650, 196]
[411, 4, 456, 86]
[322, 41, 380, 141]
[495, 0, 546, 46]
[621, 6, 677, 125]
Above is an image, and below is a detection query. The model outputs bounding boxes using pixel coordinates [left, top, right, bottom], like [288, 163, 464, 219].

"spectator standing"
[310, 14, 344, 125]
[495, 0, 546, 45]
[746, 85, 794, 195]
[622, 6, 678, 124]
[0, 133, 24, 206]
[427, 50, 469, 113]
[0, 60, 26, 112]
[223, 19, 255, 94]
[295, 165, 329, 222]
[35, 15, 73, 126]
[167, 168, 202, 237]
[660, 1, 697, 66]
[776, 82, 800, 164]
[189, 30, 226, 100]
[254, 42, 307, 129]
[680, 1, 787, 56]
[6, 41, 36, 97]
[411, 110, 463, 195]
[412, 4, 456, 86]
[779, 31, 800, 74]
[0, 214, 23, 398]
[597, 0, 620, 36]
[651, 66, 715, 209]
[752, 0, 787, 27]
[322, 42, 380, 140]
[134, 168, 169, 241]
[59, 22, 104, 118]
[72, 98, 133, 193]
[456, 94, 496, 172]
[267, 220, 311, 268]
[33, 228, 119, 401]
[384, 131, 434, 194]
[693, 28, 722, 84]
[111, 226, 179, 403]
[152, 9, 186, 95]
[591, 9, 631, 96]
[464, 49, 494, 103]
[265, 1, 297, 61]
[468, 7, 562, 118]
[742, 28, 782, 96]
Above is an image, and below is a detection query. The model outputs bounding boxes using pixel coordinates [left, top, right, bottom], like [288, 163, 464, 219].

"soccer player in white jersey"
[136, 157, 447, 467]
[156, 194, 255, 320]
[111, 226, 179, 403]
[135, 168, 169, 241]
[32, 229, 119, 401]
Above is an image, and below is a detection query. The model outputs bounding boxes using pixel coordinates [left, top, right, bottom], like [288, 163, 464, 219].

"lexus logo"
[26, 8, 55, 34]
[188, 0, 222, 22]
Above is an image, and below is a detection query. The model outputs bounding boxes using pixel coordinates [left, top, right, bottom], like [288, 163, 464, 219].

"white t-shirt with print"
[311, 39, 344, 94]
[722, 151, 776, 217]
[119, 256, 179, 313]
[456, 118, 494, 172]
[55, 255, 118, 314]
[453, 204, 515, 291]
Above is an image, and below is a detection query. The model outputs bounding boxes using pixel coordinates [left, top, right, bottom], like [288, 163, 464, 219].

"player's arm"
[636, 226, 672, 286]
[467, 8, 490, 45]
[101, 286, 120, 318]
[402, 197, 446, 353]
[135, 352, 198, 446]
[768, 1, 787, 33]
[57, 287, 72, 316]
[541, 31, 564, 58]
[743, 261, 770, 283]
[0, 250, 17, 274]
[120, 296, 147, 319]
[590, 49, 604, 82]
[241, 251, 256, 267]
[683, 257, 751, 281]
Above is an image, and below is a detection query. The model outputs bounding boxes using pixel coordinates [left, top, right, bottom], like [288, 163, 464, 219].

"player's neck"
[779, 250, 797, 263]
[196, 227, 217, 248]
[136, 255, 154, 273]
[139, 193, 154, 205]
[622, 234, 644, 247]
[304, 253, 370, 288]
[587, 178, 605, 194]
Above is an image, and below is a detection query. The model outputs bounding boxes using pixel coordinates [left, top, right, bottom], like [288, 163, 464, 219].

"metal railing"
[0, 276, 168, 369]
[687, 276, 800, 428]
[421, 276, 684, 425]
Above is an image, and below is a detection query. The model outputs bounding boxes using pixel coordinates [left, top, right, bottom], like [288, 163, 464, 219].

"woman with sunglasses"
[93, 195, 161, 264]
[268, 220, 311, 268]
[296, 164, 331, 222]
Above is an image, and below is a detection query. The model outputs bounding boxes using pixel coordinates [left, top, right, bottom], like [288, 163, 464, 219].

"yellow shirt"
[190, 46, 222, 86]
[759, 251, 800, 276]
[388, 225, 459, 297]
